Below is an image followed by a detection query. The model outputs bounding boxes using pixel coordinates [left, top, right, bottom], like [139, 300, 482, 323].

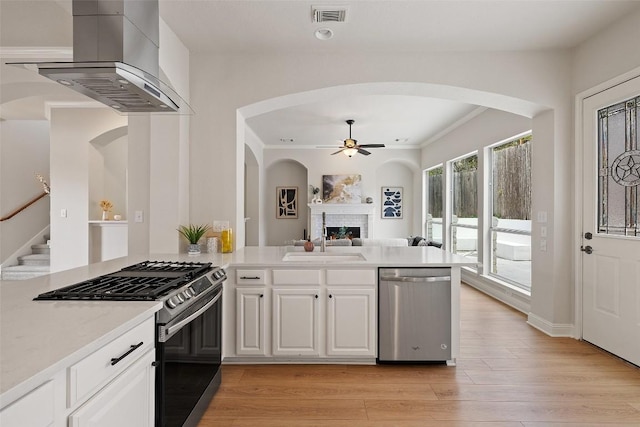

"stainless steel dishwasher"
[378, 267, 451, 362]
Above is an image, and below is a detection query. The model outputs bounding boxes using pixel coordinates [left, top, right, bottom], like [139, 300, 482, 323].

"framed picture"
[322, 174, 362, 203]
[276, 187, 298, 218]
[382, 187, 403, 218]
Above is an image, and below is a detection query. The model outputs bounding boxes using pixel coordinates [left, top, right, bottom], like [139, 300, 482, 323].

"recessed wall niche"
[88, 128, 128, 221]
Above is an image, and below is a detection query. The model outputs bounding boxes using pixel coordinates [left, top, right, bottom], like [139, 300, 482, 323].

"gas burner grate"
[33, 260, 215, 301]
[120, 260, 212, 279]
[33, 275, 185, 301]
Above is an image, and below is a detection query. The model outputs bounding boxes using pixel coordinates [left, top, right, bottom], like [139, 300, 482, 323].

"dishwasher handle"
[379, 275, 451, 283]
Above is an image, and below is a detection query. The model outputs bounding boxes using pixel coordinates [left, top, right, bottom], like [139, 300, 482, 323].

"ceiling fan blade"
[331, 148, 345, 155]
[358, 144, 386, 148]
[357, 148, 371, 155]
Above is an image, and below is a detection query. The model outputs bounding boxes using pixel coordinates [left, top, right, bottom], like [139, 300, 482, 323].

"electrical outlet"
[134, 210, 144, 223]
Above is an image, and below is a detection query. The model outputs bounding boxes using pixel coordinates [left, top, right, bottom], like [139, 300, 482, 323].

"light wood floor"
[199, 284, 640, 426]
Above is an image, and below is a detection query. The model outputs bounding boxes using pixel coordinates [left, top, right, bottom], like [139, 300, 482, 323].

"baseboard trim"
[461, 270, 531, 314]
[527, 313, 575, 337]
[223, 356, 376, 365]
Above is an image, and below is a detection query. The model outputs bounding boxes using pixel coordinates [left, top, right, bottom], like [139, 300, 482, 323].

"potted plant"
[177, 224, 211, 255]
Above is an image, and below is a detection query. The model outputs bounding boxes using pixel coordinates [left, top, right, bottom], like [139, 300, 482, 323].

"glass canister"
[214, 220, 233, 253]
[221, 227, 233, 253]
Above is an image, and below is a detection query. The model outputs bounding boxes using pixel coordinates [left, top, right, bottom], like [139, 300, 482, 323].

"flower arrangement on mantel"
[99, 200, 113, 220]
[177, 224, 212, 255]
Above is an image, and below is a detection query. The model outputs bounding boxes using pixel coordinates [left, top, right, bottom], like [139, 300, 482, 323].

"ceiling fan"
[331, 119, 385, 157]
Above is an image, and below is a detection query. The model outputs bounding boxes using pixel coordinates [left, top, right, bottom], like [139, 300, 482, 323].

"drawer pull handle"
[240, 276, 261, 280]
[111, 341, 143, 366]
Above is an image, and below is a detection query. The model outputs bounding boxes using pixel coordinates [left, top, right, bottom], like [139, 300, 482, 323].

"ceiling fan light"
[343, 148, 358, 157]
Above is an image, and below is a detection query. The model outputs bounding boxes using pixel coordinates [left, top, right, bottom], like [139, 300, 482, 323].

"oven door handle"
[159, 290, 222, 342]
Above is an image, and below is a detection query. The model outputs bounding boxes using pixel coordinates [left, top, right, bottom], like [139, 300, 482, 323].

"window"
[425, 165, 443, 245]
[490, 134, 532, 290]
[451, 153, 478, 267]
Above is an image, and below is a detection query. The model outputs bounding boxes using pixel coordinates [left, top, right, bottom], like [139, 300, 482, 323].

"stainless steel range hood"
[17, 0, 190, 113]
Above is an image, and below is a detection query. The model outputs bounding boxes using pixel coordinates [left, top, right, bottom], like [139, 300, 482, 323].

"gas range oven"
[34, 260, 226, 427]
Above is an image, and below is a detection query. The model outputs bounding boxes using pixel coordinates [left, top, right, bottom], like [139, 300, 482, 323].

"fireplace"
[326, 226, 361, 239]
[308, 203, 375, 240]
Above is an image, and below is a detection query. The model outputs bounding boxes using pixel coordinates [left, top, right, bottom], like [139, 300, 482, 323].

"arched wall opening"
[237, 81, 548, 250]
[265, 158, 308, 246]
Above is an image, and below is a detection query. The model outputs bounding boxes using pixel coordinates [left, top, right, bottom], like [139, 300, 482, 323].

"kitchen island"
[0, 246, 472, 424]
[223, 245, 474, 365]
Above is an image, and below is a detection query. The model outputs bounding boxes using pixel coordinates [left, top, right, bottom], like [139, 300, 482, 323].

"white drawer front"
[272, 269, 321, 285]
[68, 317, 155, 407]
[236, 269, 267, 285]
[0, 380, 54, 427]
[326, 269, 376, 285]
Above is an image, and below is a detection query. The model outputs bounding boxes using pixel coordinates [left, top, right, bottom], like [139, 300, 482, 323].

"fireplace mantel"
[308, 203, 375, 239]
[308, 203, 375, 215]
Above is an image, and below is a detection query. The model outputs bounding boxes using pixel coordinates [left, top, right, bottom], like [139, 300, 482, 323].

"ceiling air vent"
[312, 7, 348, 23]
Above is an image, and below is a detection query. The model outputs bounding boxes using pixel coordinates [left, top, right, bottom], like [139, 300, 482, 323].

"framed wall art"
[322, 174, 362, 203]
[382, 187, 403, 218]
[276, 186, 298, 218]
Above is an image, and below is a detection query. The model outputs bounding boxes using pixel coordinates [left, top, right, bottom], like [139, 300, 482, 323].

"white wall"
[262, 147, 421, 241]
[375, 161, 415, 238]
[572, 7, 640, 95]
[89, 135, 127, 220]
[0, 120, 50, 263]
[265, 159, 308, 246]
[49, 107, 126, 272]
[191, 50, 571, 256]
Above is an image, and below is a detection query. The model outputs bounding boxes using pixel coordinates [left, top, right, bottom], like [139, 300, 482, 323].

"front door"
[582, 76, 640, 366]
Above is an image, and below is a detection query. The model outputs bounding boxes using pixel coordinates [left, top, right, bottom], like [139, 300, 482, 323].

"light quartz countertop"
[0, 246, 472, 407]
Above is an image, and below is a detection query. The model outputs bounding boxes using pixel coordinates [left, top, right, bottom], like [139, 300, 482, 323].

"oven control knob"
[182, 290, 192, 300]
[166, 299, 177, 309]
[187, 286, 196, 296]
[175, 294, 185, 304]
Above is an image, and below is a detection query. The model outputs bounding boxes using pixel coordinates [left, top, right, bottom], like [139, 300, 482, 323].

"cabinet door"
[236, 287, 267, 356]
[327, 288, 376, 356]
[272, 288, 319, 356]
[69, 349, 155, 427]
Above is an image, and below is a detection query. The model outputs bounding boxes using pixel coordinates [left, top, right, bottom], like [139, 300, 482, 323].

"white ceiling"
[2, 1, 639, 147]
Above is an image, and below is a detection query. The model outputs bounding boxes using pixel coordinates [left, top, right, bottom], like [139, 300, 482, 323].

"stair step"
[31, 244, 51, 255]
[1, 265, 50, 280]
[18, 254, 51, 266]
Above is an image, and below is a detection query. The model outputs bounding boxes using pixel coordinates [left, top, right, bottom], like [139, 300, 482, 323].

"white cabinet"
[0, 315, 156, 427]
[272, 288, 320, 356]
[326, 288, 376, 356]
[0, 380, 56, 427]
[89, 221, 128, 263]
[236, 287, 267, 356]
[69, 349, 155, 427]
[227, 267, 377, 362]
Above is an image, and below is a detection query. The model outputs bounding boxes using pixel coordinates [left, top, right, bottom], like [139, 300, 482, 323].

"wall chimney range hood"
[15, 0, 190, 114]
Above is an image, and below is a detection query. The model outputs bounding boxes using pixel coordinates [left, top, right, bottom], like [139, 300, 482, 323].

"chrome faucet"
[321, 212, 326, 252]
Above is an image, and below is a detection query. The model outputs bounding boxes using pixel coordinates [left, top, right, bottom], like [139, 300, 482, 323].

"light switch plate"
[540, 226, 547, 237]
[134, 210, 143, 223]
[60, 209, 67, 218]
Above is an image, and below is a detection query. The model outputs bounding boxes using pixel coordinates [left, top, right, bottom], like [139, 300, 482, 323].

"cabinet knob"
[329, 294, 333, 298]
[260, 294, 264, 298]
[315, 294, 318, 299]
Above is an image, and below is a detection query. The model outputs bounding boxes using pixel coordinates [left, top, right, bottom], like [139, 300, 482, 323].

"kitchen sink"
[282, 252, 367, 262]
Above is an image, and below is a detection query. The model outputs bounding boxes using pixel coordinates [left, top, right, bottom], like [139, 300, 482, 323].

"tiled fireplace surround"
[309, 203, 375, 240]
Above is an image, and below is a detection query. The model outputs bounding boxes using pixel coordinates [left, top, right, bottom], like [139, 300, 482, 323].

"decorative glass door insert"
[598, 95, 640, 236]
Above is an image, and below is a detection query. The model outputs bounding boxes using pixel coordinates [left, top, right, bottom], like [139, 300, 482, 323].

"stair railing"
[0, 174, 50, 222]
[0, 192, 49, 222]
